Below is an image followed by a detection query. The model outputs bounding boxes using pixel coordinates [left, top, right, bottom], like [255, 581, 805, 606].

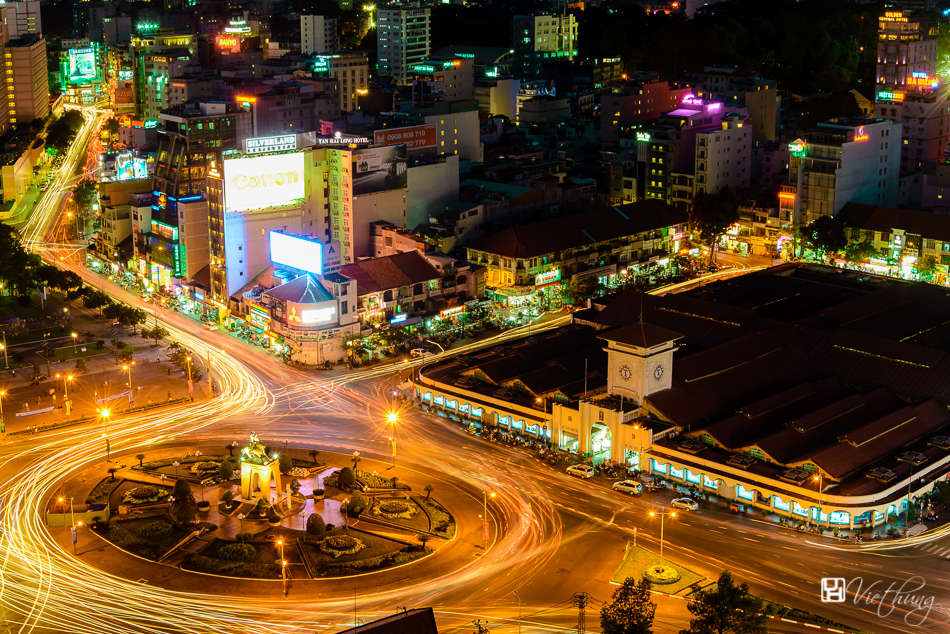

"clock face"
[619, 365, 632, 381]
[653, 363, 665, 382]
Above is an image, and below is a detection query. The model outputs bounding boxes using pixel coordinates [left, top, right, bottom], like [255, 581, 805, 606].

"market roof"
[599, 322, 684, 349]
[836, 202, 950, 243]
[466, 201, 688, 259]
[340, 251, 441, 296]
[262, 273, 334, 304]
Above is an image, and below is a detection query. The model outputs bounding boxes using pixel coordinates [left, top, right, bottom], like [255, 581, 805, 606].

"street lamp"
[388, 411, 398, 465]
[0, 390, 5, 436]
[186, 356, 193, 397]
[648, 506, 676, 571]
[513, 590, 522, 634]
[71, 332, 78, 353]
[59, 496, 82, 554]
[482, 491, 496, 550]
[100, 408, 110, 461]
[122, 361, 134, 403]
[56, 373, 73, 400]
[173, 460, 180, 478]
[813, 474, 823, 527]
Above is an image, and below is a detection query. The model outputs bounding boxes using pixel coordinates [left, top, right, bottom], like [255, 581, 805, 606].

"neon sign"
[217, 37, 239, 47]
[682, 95, 702, 105]
[788, 139, 807, 157]
[853, 126, 869, 142]
[440, 306, 465, 319]
[636, 132, 651, 142]
[707, 103, 722, 111]
[391, 313, 408, 324]
[877, 90, 904, 102]
[535, 269, 561, 285]
[236, 95, 257, 104]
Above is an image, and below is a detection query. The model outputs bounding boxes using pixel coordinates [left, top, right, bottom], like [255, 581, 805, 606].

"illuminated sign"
[778, 192, 796, 201]
[853, 126, 869, 142]
[145, 119, 158, 129]
[373, 124, 436, 149]
[682, 95, 703, 106]
[906, 74, 939, 88]
[440, 306, 465, 319]
[292, 306, 336, 325]
[68, 48, 98, 85]
[217, 37, 239, 47]
[269, 231, 323, 276]
[224, 153, 305, 211]
[317, 133, 371, 145]
[635, 132, 651, 142]
[244, 134, 296, 154]
[454, 53, 475, 58]
[877, 90, 904, 102]
[158, 193, 167, 208]
[535, 270, 561, 285]
[352, 146, 407, 195]
[391, 313, 408, 324]
[236, 95, 257, 104]
[789, 139, 807, 157]
[883, 11, 907, 22]
[707, 103, 722, 111]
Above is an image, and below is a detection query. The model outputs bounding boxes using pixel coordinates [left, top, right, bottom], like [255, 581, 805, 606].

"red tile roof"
[340, 251, 442, 296]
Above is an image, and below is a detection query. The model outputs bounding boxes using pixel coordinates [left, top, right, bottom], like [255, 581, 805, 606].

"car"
[566, 464, 594, 479]
[410, 348, 428, 358]
[612, 480, 643, 495]
[671, 497, 699, 511]
[202, 323, 218, 331]
[39, 183, 48, 191]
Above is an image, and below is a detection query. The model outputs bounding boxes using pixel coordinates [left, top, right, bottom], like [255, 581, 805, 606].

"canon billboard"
[223, 153, 305, 211]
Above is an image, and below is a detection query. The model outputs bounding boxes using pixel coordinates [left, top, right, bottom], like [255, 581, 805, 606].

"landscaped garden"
[181, 537, 287, 579]
[299, 526, 432, 578]
[90, 513, 193, 561]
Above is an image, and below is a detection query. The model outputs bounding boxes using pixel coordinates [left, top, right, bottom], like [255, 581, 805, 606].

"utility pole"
[572, 593, 589, 634]
[471, 620, 490, 634]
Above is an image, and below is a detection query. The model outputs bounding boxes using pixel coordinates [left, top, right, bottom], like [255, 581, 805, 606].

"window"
[341, 301, 348, 314]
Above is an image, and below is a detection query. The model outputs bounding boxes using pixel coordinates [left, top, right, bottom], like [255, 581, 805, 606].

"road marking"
[742, 537, 760, 543]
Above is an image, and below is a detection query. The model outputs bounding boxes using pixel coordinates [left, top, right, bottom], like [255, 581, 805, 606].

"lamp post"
[59, 496, 81, 554]
[99, 408, 110, 461]
[813, 474, 823, 527]
[388, 412, 398, 465]
[3, 330, 9, 369]
[649, 506, 676, 571]
[482, 490, 495, 550]
[186, 356, 193, 396]
[237, 513, 245, 535]
[173, 460, 180, 478]
[71, 332, 78, 353]
[56, 373, 73, 400]
[513, 590, 522, 634]
[122, 361, 134, 403]
[0, 389, 5, 437]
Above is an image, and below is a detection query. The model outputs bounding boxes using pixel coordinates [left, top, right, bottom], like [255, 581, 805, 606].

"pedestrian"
[167, 367, 171, 376]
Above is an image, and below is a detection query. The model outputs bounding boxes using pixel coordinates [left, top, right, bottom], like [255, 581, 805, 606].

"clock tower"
[599, 322, 683, 406]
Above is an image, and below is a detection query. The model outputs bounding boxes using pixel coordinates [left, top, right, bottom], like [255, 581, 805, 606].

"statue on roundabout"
[240, 432, 269, 464]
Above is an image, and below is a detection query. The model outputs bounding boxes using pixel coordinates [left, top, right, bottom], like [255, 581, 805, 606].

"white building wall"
[223, 206, 303, 298]
[695, 118, 751, 195]
[406, 154, 459, 230]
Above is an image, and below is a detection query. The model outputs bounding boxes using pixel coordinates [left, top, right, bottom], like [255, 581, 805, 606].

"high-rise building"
[377, 5, 430, 84]
[600, 73, 691, 144]
[694, 114, 752, 197]
[7, 36, 49, 125]
[788, 117, 902, 226]
[410, 56, 474, 107]
[313, 51, 367, 114]
[4, 1, 41, 40]
[301, 15, 338, 55]
[874, 9, 945, 175]
[511, 14, 577, 81]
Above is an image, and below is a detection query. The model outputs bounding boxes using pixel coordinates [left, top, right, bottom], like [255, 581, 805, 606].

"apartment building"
[377, 5, 430, 84]
[601, 73, 691, 144]
[313, 51, 367, 114]
[7, 36, 49, 124]
[511, 13, 577, 81]
[301, 15, 338, 55]
[694, 114, 752, 196]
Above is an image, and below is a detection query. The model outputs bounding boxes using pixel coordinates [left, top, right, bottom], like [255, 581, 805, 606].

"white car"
[566, 464, 594, 479]
[612, 480, 643, 495]
[410, 348, 428, 358]
[671, 497, 699, 511]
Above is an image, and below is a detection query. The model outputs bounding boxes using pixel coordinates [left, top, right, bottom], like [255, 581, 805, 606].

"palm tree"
[424, 484, 434, 499]
[308, 449, 320, 465]
[135, 454, 145, 467]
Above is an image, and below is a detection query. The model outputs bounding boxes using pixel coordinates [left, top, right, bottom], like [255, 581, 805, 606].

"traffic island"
[181, 539, 288, 579]
[610, 542, 706, 595]
[299, 526, 433, 578]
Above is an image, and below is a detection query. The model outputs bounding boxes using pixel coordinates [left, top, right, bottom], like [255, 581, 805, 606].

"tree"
[348, 490, 368, 515]
[44, 110, 83, 152]
[803, 216, 847, 262]
[173, 478, 192, 501]
[601, 577, 656, 634]
[107, 467, 118, 481]
[308, 449, 320, 464]
[222, 490, 234, 507]
[135, 454, 145, 467]
[844, 239, 877, 264]
[118, 306, 147, 334]
[562, 277, 606, 305]
[148, 324, 169, 345]
[219, 460, 234, 480]
[918, 254, 938, 279]
[691, 187, 740, 265]
[75, 358, 86, 372]
[424, 484, 434, 499]
[681, 571, 768, 634]
[337, 466, 356, 489]
[103, 117, 120, 137]
[416, 533, 431, 549]
[177, 503, 196, 525]
[82, 288, 112, 313]
[306, 513, 326, 536]
[71, 179, 97, 213]
[278, 454, 293, 473]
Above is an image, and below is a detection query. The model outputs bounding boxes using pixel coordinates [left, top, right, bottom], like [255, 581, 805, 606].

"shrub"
[218, 460, 234, 480]
[222, 490, 234, 505]
[348, 491, 368, 515]
[337, 467, 355, 488]
[139, 521, 172, 540]
[75, 358, 86, 371]
[172, 479, 192, 501]
[218, 543, 256, 561]
[372, 499, 417, 520]
[122, 486, 164, 505]
[189, 461, 219, 474]
[17, 295, 31, 307]
[177, 503, 196, 524]
[306, 513, 326, 536]
[315, 534, 366, 558]
[266, 507, 280, 523]
[379, 500, 410, 514]
[235, 531, 252, 543]
[256, 498, 268, 511]
[278, 454, 293, 473]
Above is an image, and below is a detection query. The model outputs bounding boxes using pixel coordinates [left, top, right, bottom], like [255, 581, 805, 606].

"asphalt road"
[2, 112, 948, 634]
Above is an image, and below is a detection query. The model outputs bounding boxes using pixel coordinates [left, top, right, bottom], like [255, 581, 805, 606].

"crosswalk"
[913, 541, 950, 558]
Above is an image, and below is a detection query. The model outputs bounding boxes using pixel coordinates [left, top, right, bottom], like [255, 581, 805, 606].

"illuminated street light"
[388, 412, 398, 466]
[649, 507, 676, 572]
[71, 332, 78, 353]
[482, 491, 496, 550]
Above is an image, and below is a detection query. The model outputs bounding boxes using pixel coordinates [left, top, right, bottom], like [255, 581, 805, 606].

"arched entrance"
[591, 423, 612, 464]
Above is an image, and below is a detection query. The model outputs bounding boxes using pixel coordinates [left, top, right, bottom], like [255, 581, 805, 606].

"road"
[1, 110, 948, 634]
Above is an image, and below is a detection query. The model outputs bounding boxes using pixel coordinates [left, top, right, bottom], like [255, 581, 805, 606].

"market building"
[416, 265, 950, 529]
[464, 200, 689, 312]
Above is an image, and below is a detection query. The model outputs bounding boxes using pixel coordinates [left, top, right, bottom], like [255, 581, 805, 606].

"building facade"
[301, 15, 338, 55]
[377, 6, 430, 85]
[511, 14, 577, 81]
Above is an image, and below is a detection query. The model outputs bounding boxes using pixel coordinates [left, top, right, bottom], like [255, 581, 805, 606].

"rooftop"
[340, 251, 441, 296]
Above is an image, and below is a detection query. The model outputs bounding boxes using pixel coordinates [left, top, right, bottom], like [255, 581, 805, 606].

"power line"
[572, 593, 590, 634]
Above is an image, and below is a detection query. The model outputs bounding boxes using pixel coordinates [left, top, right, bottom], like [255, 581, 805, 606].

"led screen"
[270, 232, 322, 276]
[69, 48, 97, 84]
[351, 145, 407, 195]
[223, 152, 305, 211]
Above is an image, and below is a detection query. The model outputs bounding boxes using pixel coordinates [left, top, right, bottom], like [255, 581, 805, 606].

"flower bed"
[356, 470, 411, 490]
[86, 477, 123, 505]
[300, 527, 432, 578]
[189, 461, 220, 476]
[122, 486, 170, 505]
[180, 539, 285, 579]
[372, 500, 418, 520]
[94, 515, 189, 561]
[416, 496, 456, 539]
[136, 455, 236, 471]
[308, 534, 366, 558]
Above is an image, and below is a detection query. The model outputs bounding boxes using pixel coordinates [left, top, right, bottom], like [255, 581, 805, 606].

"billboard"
[224, 152, 305, 211]
[351, 146, 407, 196]
[245, 134, 296, 155]
[115, 152, 151, 181]
[270, 232, 322, 276]
[373, 124, 436, 149]
[68, 48, 97, 85]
